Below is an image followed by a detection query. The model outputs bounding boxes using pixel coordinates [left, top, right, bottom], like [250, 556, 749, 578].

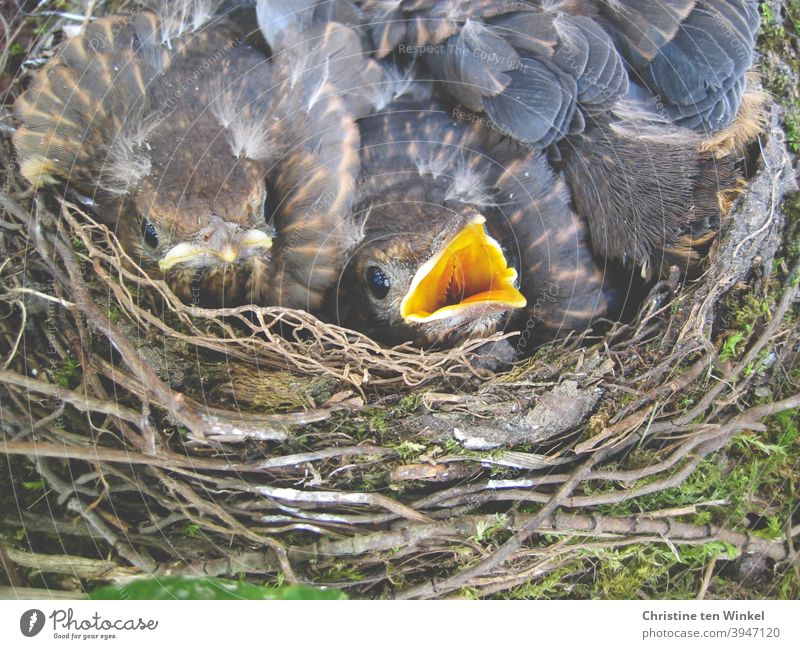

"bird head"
[12, 11, 279, 309]
[105, 108, 274, 308]
[336, 202, 526, 347]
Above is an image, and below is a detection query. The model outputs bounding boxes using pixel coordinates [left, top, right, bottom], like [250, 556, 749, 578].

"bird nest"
[1, 13, 799, 600]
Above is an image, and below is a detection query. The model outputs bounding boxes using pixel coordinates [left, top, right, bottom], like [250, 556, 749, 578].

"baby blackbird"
[355, 0, 760, 282]
[332, 97, 614, 348]
[14, 8, 273, 306]
[14, 1, 377, 310]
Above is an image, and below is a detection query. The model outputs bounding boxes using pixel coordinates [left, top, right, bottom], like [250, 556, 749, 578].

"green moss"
[321, 563, 365, 583]
[618, 392, 635, 406]
[392, 440, 427, 461]
[9, 42, 26, 58]
[782, 193, 800, 263]
[594, 543, 741, 599]
[719, 330, 746, 361]
[504, 542, 742, 600]
[716, 280, 783, 369]
[54, 356, 81, 389]
[106, 306, 123, 324]
[468, 514, 511, 546]
[365, 408, 392, 435]
[760, 0, 800, 153]
[578, 403, 796, 562]
[784, 111, 800, 153]
[506, 563, 583, 599]
[183, 523, 201, 537]
[504, 520, 798, 598]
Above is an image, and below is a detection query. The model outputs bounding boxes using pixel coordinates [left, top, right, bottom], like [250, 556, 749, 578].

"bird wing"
[358, 0, 758, 139]
[597, 0, 760, 132]
[258, 9, 383, 309]
[489, 142, 614, 344]
[13, 13, 168, 195]
[561, 102, 735, 279]
[13, 3, 242, 198]
[358, 1, 628, 148]
[594, 0, 697, 67]
[360, 0, 532, 57]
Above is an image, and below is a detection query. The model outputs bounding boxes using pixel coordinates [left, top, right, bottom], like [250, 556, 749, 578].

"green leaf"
[89, 577, 347, 600]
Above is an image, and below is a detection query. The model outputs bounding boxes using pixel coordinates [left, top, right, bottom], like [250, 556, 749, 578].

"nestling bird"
[332, 94, 615, 348]
[14, 8, 272, 307]
[357, 0, 764, 280]
[325, 0, 763, 348]
[14, 0, 764, 352]
[13, 1, 377, 310]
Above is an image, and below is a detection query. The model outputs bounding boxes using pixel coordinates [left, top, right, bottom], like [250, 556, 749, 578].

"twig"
[3, 546, 139, 581]
[696, 557, 718, 600]
[66, 499, 157, 573]
[0, 369, 153, 435]
[398, 449, 609, 599]
[0, 541, 25, 588]
[678, 262, 799, 423]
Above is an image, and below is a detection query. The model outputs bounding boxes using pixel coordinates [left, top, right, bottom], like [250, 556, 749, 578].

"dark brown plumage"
[560, 103, 737, 280]
[13, 0, 763, 352]
[14, 2, 376, 310]
[326, 0, 762, 347]
[14, 10, 275, 307]
[357, 2, 761, 273]
[332, 98, 613, 348]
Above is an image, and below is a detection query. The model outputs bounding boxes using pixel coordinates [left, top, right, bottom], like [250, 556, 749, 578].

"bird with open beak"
[333, 94, 614, 349]
[316, 0, 756, 349]
[14, 1, 377, 311]
[357, 0, 761, 282]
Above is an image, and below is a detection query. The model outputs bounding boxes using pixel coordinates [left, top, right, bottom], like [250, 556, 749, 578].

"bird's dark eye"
[367, 265, 390, 299]
[141, 219, 159, 248]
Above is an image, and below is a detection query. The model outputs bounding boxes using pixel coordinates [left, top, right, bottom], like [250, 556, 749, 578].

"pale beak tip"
[219, 246, 237, 263]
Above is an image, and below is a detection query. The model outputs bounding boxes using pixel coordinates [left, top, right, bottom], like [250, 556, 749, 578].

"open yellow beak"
[400, 215, 527, 323]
